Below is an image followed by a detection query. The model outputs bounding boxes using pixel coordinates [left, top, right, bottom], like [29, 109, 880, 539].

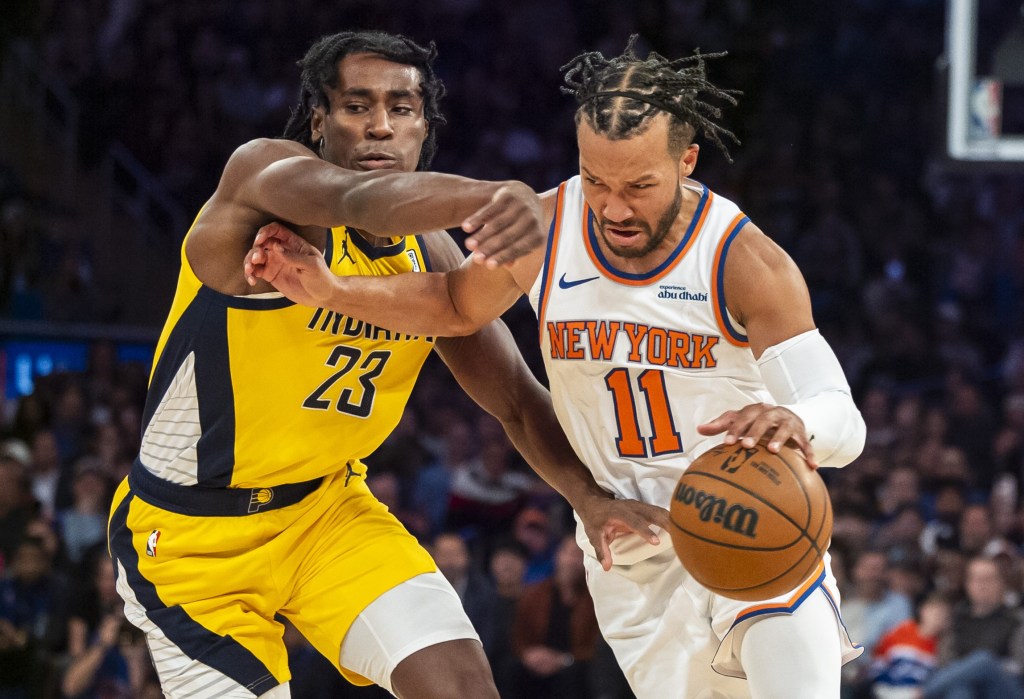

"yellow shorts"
[107, 461, 435, 697]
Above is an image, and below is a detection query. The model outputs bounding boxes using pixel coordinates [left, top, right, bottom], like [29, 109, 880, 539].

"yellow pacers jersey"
[141, 223, 435, 488]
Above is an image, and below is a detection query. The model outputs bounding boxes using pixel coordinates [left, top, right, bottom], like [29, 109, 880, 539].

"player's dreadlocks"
[282, 31, 446, 170]
[561, 35, 740, 162]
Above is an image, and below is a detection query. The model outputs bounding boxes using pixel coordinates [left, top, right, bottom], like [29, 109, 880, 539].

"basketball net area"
[944, 0, 1024, 169]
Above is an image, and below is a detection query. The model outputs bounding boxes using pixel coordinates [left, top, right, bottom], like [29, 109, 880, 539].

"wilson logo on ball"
[673, 484, 760, 538]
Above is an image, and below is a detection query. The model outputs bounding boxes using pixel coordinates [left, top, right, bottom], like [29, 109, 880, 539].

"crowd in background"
[3, 0, 1024, 697]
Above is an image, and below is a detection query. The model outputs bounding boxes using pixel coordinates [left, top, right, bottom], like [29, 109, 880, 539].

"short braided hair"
[282, 30, 446, 170]
[561, 35, 740, 162]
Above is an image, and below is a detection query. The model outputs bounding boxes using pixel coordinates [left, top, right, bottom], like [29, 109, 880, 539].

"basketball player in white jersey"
[245, 38, 867, 699]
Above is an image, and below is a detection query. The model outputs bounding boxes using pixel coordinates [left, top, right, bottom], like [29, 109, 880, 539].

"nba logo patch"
[146, 530, 160, 557]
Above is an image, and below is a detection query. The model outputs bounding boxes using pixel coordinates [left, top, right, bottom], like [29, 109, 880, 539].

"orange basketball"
[669, 441, 832, 601]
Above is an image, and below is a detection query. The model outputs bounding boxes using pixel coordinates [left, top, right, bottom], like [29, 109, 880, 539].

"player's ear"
[679, 143, 700, 178]
[310, 106, 326, 146]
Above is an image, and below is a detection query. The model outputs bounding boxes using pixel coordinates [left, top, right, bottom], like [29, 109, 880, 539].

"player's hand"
[245, 222, 335, 308]
[462, 181, 544, 268]
[697, 403, 818, 468]
[577, 494, 671, 572]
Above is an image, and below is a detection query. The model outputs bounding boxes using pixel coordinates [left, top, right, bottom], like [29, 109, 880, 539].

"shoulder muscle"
[722, 222, 815, 357]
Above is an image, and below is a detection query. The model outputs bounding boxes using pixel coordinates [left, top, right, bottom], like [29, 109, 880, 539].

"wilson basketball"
[669, 442, 832, 602]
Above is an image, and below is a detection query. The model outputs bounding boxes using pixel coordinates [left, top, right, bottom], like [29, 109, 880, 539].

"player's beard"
[597, 183, 683, 259]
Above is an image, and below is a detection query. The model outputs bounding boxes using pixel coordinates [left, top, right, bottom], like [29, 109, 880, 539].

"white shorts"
[584, 545, 860, 699]
[339, 571, 480, 695]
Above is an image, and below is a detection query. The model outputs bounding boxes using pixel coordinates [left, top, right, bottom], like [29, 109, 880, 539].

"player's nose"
[366, 106, 394, 139]
[601, 194, 634, 223]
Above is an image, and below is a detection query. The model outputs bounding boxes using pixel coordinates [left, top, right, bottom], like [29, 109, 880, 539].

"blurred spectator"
[56, 457, 113, 566]
[62, 547, 157, 698]
[50, 382, 89, 467]
[512, 506, 558, 584]
[0, 535, 70, 698]
[27, 429, 63, 520]
[919, 556, 1024, 699]
[0, 455, 32, 573]
[842, 549, 914, 690]
[488, 539, 528, 696]
[432, 531, 497, 656]
[994, 393, 1024, 478]
[870, 593, 952, 699]
[958, 503, 1015, 558]
[446, 431, 538, 537]
[510, 535, 600, 699]
[365, 471, 430, 541]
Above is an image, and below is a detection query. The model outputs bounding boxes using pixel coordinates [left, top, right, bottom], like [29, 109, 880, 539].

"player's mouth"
[355, 153, 399, 170]
[605, 227, 642, 244]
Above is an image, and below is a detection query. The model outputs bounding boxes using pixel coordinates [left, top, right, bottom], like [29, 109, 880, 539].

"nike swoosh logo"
[558, 273, 599, 289]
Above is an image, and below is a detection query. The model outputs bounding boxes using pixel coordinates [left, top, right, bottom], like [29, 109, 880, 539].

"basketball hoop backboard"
[946, 0, 1024, 164]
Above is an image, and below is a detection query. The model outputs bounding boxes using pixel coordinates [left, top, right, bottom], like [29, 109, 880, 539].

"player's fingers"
[764, 423, 792, 454]
[641, 503, 672, 531]
[462, 195, 508, 238]
[778, 423, 818, 469]
[722, 407, 761, 445]
[465, 212, 519, 255]
[254, 221, 286, 247]
[244, 251, 260, 285]
[268, 240, 312, 265]
[696, 411, 738, 437]
[739, 410, 780, 448]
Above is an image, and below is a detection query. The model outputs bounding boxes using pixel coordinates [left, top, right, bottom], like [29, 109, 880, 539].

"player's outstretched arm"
[696, 223, 866, 468]
[245, 221, 527, 336]
[245, 189, 558, 336]
[222, 138, 545, 260]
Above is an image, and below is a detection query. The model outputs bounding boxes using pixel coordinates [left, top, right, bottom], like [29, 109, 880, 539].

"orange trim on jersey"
[711, 213, 751, 347]
[731, 559, 827, 624]
[536, 182, 568, 345]
[581, 190, 714, 287]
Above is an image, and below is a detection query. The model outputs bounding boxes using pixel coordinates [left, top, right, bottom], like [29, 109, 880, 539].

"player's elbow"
[443, 313, 487, 337]
[441, 285, 489, 337]
[815, 403, 866, 469]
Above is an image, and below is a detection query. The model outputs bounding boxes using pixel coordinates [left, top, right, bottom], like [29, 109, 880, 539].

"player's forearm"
[321, 262, 515, 338]
[757, 329, 866, 468]
[503, 381, 612, 511]
[254, 155, 503, 233]
[323, 272, 479, 337]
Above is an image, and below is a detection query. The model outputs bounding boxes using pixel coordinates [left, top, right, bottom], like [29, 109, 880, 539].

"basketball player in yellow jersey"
[107, 31, 668, 699]
[247, 38, 868, 699]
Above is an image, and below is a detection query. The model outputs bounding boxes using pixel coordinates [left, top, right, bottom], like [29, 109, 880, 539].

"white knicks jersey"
[529, 175, 773, 511]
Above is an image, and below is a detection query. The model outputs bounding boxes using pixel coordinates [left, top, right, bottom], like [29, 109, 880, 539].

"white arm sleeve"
[756, 329, 866, 468]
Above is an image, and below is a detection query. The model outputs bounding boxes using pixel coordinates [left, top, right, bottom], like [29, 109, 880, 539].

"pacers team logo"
[146, 530, 160, 557]
[248, 487, 274, 513]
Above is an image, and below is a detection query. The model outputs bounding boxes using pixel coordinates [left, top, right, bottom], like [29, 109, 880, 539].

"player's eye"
[631, 183, 653, 190]
[392, 105, 415, 115]
[344, 103, 368, 113]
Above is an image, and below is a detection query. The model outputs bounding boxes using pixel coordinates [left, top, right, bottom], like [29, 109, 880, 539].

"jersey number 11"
[605, 368, 683, 458]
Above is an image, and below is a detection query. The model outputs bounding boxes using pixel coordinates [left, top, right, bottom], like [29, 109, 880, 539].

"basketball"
[669, 442, 832, 602]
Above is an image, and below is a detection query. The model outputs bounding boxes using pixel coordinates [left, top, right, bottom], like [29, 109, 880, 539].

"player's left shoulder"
[721, 220, 811, 325]
[725, 221, 801, 282]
